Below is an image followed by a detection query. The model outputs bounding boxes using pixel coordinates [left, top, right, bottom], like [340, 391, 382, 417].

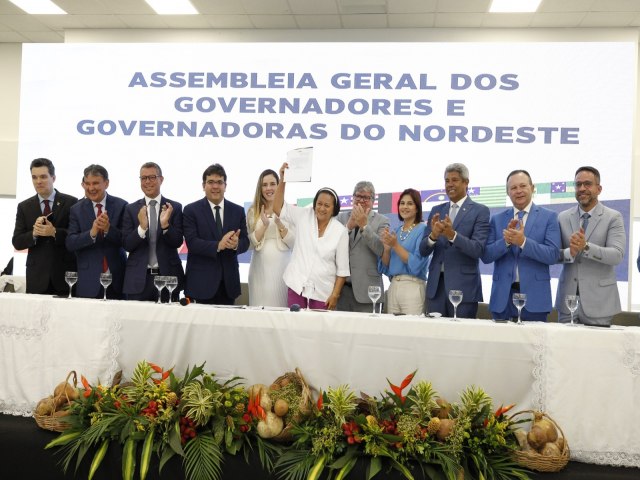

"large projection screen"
[17, 42, 636, 303]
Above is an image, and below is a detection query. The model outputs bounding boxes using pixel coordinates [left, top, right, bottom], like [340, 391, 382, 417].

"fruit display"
[33, 372, 79, 431]
[512, 410, 569, 472]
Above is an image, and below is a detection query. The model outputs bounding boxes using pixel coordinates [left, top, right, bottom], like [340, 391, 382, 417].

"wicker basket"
[509, 410, 569, 472]
[270, 368, 313, 442]
[33, 370, 77, 432]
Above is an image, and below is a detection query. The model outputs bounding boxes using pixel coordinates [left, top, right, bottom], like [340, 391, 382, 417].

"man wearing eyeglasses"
[183, 163, 249, 305]
[122, 162, 185, 302]
[336, 181, 389, 313]
[556, 166, 625, 326]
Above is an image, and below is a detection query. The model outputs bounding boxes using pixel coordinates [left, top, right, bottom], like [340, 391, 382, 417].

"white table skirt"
[1, 293, 638, 468]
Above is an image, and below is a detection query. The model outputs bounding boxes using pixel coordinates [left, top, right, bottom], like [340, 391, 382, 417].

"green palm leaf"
[183, 431, 223, 480]
[274, 449, 315, 480]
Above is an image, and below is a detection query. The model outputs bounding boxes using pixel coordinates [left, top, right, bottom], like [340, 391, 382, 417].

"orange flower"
[387, 370, 416, 404]
[316, 390, 323, 411]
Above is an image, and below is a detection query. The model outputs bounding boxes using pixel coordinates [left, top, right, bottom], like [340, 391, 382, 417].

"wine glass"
[165, 276, 178, 305]
[153, 275, 167, 304]
[99, 273, 112, 301]
[512, 293, 527, 325]
[64, 271, 78, 299]
[565, 295, 580, 326]
[368, 285, 382, 315]
[302, 280, 314, 311]
[448, 290, 463, 321]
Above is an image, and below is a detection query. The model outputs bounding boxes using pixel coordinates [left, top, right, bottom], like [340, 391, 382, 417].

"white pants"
[387, 275, 425, 315]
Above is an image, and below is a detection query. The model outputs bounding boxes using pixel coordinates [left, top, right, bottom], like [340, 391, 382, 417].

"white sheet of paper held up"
[286, 147, 313, 182]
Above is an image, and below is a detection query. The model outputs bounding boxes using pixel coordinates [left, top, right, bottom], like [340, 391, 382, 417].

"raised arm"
[273, 162, 288, 217]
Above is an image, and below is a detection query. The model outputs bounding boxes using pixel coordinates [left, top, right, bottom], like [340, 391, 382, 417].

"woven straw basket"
[510, 410, 569, 472]
[270, 368, 313, 442]
[33, 370, 77, 432]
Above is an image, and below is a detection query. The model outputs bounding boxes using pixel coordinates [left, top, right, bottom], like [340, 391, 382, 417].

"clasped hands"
[380, 226, 398, 249]
[346, 204, 370, 231]
[138, 202, 174, 231]
[218, 229, 241, 252]
[502, 218, 525, 247]
[569, 228, 587, 257]
[32, 215, 55, 237]
[430, 213, 456, 241]
[259, 205, 284, 231]
[90, 212, 110, 238]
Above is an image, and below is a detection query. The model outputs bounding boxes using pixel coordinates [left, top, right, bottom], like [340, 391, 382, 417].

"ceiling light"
[489, 0, 542, 13]
[9, 0, 67, 14]
[145, 0, 198, 15]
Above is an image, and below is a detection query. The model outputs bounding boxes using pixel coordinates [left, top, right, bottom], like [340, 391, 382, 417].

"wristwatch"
[584, 242, 590, 252]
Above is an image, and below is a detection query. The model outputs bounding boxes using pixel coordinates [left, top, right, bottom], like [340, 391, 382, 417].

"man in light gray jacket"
[556, 166, 625, 326]
[337, 181, 389, 313]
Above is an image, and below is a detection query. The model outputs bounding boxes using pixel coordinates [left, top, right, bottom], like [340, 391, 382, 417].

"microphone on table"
[180, 297, 196, 306]
[289, 304, 301, 312]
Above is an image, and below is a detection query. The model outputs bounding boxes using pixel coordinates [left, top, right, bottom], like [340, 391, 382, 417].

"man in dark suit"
[183, 163, 249, 304]
[12, 158, 77, 295]
[481, 170, 560, 321]
[122, 162, 184, 302]
[419, 163, 490, 318]
[66, 164, 128, 299]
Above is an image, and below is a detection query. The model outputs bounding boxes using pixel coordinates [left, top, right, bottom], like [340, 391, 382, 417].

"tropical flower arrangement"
[44, 362, 532, 480]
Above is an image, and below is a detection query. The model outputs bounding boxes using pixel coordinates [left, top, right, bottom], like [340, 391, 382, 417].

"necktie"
[42, 199, 51, 216]
[513, 210, 526, 282]
[581, 213, 590, 232]
[353, 226, 359, 239]
[148, 200, 158, 267]
[214, 205, 223, 237]
[449, 203, 458, 223]
[96, 203, 108, 273]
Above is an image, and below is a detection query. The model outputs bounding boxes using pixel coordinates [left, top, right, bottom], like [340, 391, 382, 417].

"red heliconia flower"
[316, 391, 324, 411]
[494, 404, 515, 418]
[148, 362, 163, 373]
[81, 375, 92, 398]
[387, 370, 417, 404]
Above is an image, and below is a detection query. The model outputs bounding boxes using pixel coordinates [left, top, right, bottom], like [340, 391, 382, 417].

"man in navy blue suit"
[419, 163, 490, 318]
[122, 162, 185, 302]
[66, 164, 127, 299]
[183, 163, 249, 305]
[482, 170, 560, 321]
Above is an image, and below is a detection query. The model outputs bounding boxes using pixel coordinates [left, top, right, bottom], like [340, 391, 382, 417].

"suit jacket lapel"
[584, 203, 603, 241]
[453, 198, 470, 228]
[523, 204, 537, 236]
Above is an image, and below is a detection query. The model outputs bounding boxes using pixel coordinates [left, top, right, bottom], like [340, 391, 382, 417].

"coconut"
[433, 398, 452, 419]
[513, 429, 531, 451]
[274, 399, 289, 417]
[436, 418, 455, 441]
[527, 425, 547, 451]
[555, 437, 565, 451]
[53, 382, 78, 408]
[542, 442, 562, 457]
[533, 415, 558, 443]
[35, 396, 55, 416]
[256, 412, 284, 438]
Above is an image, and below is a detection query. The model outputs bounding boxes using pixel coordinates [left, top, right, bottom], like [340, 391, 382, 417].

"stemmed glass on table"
[368, 285, 382, 315]
[165, 276, 178, 305]
[565, 295, 580, 326]
[153, 275, 167, 304]
[99, 273, 112, 301]
[302, 280, 314, 311]
[512, 293, 527, 325]
[64, 271, 78, 299]
[448, 290, 463, 321]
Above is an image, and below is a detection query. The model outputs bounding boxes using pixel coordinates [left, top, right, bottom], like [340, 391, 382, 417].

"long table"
[1, 293, 638, 468]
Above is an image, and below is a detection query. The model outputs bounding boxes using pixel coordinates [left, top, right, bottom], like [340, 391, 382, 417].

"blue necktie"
[581, 213, 590, 232]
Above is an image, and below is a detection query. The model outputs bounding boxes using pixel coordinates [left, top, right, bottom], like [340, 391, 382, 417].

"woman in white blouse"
[273, 163, 350, 310]
[247, 169, 294, 307]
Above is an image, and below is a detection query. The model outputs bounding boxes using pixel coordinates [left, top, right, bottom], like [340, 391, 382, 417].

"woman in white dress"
[273, 163, 350, 310]
[247, 169, 294, 307]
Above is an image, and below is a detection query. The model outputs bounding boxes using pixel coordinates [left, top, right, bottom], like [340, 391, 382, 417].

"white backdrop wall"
[2, 28, 640, 309]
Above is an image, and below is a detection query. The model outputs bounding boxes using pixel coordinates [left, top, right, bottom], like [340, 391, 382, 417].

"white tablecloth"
[1, 293, 638, 467]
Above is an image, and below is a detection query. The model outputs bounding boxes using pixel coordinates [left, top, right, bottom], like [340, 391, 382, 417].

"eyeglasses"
[206, 180, 226, 186]
[140, 175, 160, 182]
[353, 194, 372, 202]
[575, 181, 597, 188]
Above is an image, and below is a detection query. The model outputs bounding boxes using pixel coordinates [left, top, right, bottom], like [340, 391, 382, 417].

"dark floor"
[0, 414, 636, 479]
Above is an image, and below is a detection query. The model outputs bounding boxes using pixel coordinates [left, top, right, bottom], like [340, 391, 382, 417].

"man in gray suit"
[337, 181, 389, 313]
[556, 166, 625, 326]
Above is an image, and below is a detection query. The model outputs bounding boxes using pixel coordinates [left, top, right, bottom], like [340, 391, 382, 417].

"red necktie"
[96, 203, 108, 273]
[43, 199, 51, 216]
